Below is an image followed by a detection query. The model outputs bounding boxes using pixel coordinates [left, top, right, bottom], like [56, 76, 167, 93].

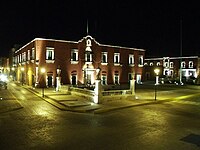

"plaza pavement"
[1, 83, 200, 114]
[23, 84, 200, 113]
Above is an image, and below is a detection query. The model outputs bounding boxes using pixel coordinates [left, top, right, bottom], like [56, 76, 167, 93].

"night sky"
[0, 1, 200, 57]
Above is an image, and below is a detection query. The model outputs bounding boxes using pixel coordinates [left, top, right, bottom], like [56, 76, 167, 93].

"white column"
[156, 76, 159, 85]
[130, 79, 135, 95]
[94, 80, 102, 104]
[56, 77, 61, 91]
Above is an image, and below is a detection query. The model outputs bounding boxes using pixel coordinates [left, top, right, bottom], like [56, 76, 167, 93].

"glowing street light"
[154, 68, 160, 101]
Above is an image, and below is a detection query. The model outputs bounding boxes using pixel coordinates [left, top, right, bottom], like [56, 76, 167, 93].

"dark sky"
[0, 0, 200, 57]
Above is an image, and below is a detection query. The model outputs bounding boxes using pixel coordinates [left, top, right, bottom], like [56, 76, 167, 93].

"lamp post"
[40, 68, 46, 97]
[154, 68, 160, 101]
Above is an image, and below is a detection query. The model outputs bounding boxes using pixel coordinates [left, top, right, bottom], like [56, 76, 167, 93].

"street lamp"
[154, 68, 160, 101]
[40, 68, 46, 97]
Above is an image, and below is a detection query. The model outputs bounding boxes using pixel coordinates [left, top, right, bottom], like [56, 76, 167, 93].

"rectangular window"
[27, 50, 30, 60]
[170, 62, 173, 68]
[129, 54, 134, 65]
[31, 48, 35, 60]
[138, 55, 143, 66]
[85, 52, 92, 63]
[181, 61, 185, 68]
[46, 47, 55, 60]
[101, 52, 108, 64]
[114, 74, 119, 84]
[71, 49, 78, 64]
[101, 75, 107, 85]
[24, 52, 26, 61]
[19, 54, 22, 62]
[189, 61, 193, 68]
[114, 53, 120, 64]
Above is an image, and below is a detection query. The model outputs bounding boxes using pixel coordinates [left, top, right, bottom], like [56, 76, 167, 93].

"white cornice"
[15, 36, 146, 53]
[145, 56, 199, 61]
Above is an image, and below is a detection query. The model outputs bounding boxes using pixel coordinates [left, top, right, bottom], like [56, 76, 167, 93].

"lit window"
[157, 62, 160, 66]
[150, 62, 153, 66]
[129, 54, 134, 65]
[46, 47, 55, 60]
[181, 61, 185, 68]
[31, 48, 35, 60]
[189, 61, 193, 68]
[101, 52, 108, 64]
[164, 62, 168, 67]
[170, 62, 173, 68]
[101, 75, 107, 85]
[27, 50, 30, 60]
[24, 52, 26, 61]
[114, 53, 120, 64]
[19, 54, 22, 62]
[71, 49, 78, 64]
[85, 52, 92, 63]
[138, 55, 143, 66]
[114, 72, 119, 84]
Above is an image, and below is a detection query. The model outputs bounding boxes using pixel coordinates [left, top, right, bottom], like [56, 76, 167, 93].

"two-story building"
[143, 56, 200, 84]
[13, 35, 145, 88]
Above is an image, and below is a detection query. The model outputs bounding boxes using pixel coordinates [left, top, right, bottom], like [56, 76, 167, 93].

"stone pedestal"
[56, 77, 61, 91]
[94, 80, 102, 104]
[156, 76, 159, 85]
[130, 79, 135, 95]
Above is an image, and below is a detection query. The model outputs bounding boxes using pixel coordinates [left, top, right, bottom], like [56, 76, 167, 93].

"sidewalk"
[0, 99, 23, 114]
[23, 85, 171, 114]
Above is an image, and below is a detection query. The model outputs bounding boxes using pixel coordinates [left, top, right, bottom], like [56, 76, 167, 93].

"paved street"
[0, 82, 200, 149]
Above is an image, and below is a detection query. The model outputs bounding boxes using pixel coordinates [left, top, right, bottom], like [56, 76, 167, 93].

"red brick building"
[13, 35, 145, 87]
[143, 56, 200, 84]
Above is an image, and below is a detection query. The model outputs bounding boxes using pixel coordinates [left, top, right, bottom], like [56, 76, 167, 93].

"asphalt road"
[0, 82, 200, 149]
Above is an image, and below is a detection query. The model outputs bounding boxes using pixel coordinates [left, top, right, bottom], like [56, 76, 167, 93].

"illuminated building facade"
[143, 56, 200, 84]
[13, 35, 145, 87]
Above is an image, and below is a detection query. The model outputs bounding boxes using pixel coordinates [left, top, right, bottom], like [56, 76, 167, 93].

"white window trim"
[189, 61, 193, 68]
[46, 47, 55, 60]
[31, 48, 35, 60]
[138, 55, 144, 67]
[27, 50, 30, 61]
[101, 75, 107, 85]
[170, 62, 173, 68]
[85, 52, 92, 64]
[114, 53, 120, 65]
[114, 74, 119, 84]
[71, 49, 79, 64]
[101, 52, 108, 64]
[129, 54, 134, 66]
[181, 61, 186, 68]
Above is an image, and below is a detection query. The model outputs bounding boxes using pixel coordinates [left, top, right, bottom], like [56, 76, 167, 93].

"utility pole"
[180, 19, 183, 85]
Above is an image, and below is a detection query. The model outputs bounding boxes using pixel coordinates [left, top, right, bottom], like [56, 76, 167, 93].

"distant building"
[13, 35, 145, 87]
[143, 56, 200, 84]
[0, 57, 9, 75]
